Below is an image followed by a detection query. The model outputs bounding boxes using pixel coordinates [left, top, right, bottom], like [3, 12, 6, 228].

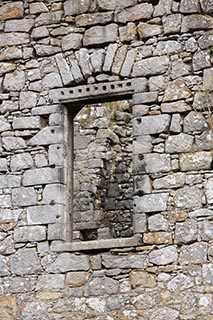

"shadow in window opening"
[73, 100, 133, 241]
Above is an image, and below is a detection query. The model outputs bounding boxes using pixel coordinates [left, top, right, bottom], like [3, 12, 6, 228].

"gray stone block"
[165, 133, 194, 154]
[10, 153, 33, 172]
[133, 92, 158, 104]
[149, 246, 178, 265]
[27, 204, 64, 225]
[134, 175, 152, 194]
[34, 44, 61, 57]
[83, 24, 118, 47]
[64, 0, 91, 15]
[14, 226, 46, 243]
[47, 253, 90, 272]
[163, 79, 192, 102]
[88, 277, 119, 296]
[36, 274, 65, 290]
[76, 12, 113, 27]
[103, 43, 118, 73]
[163, 14, 182, 35]
[97, 0, 137, 10]
[77, 48, 92, 78]
[42, 72, 63, 89]
[133, 114, 170, 135]
[161, 101, 191, 113]
[0, 33, 29, 48]
[10, 248, 41, 275]
[3, 70, 25, 91]
[179, 242, 208, 265]
[23, 167, 63, 186]
[0, 159, 8, 172]
[2, 137, 26, 151]
[148, 308, 179, 320]
[0, 235, 15, 255]
[183, 111, 207, 133]
[192, 50, 211, 71]
[69, 58, 84, 83]
[167, 274, 194, 292]
[198, 31, 213, 50]
[5, 19, 34, 32]
[199, 220, 213, 241]
[12, 187, 37, 207]
[182, 14, 213, 32]
[132, 56, 170, 77]
[119, 22, 137, 43]
[133, 213, 147, 233]
[153, 173, 185, 190]
[180, 0, 200, 13]
[204, 178, 213, 204]
[0, 2, 24, 21]
[0, 116, 11, 132]
[180, 152, 212, 171]
[19, 91, 37, 109]
[0, 256, 9, 276]
[202, 264, 213, 284]
[62, 33, 83, 51]
[112, 45, 128, 75]
[49, 144, 65, 166]
[0, 62, 16, 75]
[203, 68, 213, 91]
[148, 214, 169, 231]
[31, 26, 49, 39]
[90, 50, 105, 74]
[115, 3, 153, 23]
[0, 175, 21, 188]
[153, 0, 173, 16]
[174, 186, 202, 209]
[35, 11, 62, 27]
[134, 193, 169, 213]
[133, 153, 171, 174]
[174, 219, 198, 244]
[55, 53, 73, 86]
[29, 126, 64, 146]
[13, 116, 42, 130]
[171, 59, 191, 79]
[102, 254, 147, 269]
[120, 48, 136, 78]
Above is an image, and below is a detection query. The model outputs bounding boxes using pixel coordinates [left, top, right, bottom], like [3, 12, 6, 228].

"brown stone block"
[0, 2, 24, 21]
[130, 270, 157, 288]
[143, 232, 173, 245]
[0, 296, 16, 320]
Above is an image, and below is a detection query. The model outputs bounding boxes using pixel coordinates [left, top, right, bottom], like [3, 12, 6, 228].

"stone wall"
[0, 0, 213, 319]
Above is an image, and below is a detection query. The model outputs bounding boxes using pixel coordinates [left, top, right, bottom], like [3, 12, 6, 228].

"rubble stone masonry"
[0, 0, 212, 319]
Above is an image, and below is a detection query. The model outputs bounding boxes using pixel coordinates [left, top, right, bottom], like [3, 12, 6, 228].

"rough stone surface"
[83, 24, 118, 47]
[0, 1, 212, 319]
[165, 133, 194, 153]
[10, 248, 41, 275]
[149, 246, 178, 265]
[134, 193, 169, 213]
[179, 242, 208, 265]
[174, 186, 202, 209]
[47, 253, 90, 272]
[132, 56, 170, 77]
[180, 152, 212, 171]
[115, 3, 153, 23]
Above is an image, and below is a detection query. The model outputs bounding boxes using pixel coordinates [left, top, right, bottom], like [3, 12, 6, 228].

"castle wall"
[0, 0, 212, 319]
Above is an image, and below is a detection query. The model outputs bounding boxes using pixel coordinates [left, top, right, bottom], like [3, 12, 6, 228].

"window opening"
[73, 100, 133, 242]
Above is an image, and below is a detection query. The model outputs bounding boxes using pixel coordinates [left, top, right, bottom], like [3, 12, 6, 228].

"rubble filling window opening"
[72, 100, 133, 242]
